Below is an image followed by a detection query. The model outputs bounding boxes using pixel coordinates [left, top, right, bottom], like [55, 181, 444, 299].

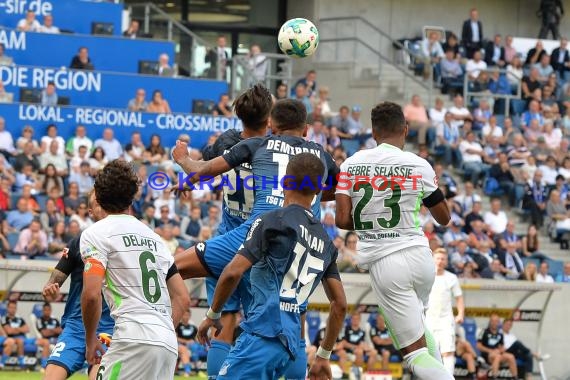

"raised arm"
[309, 276, 347, 379]
[172, 140, 231, 183]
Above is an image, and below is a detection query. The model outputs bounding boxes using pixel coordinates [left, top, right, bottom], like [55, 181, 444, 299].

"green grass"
[0, 371, 202, 379]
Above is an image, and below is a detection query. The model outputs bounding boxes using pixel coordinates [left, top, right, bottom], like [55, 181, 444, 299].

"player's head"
[270, 99, 307, 134]
[350, 312, 361, 327]
[42, 302, 52, 318]
[7, 300, 17, 316]
[432, 248, 448, 270]
[233, 84, 273, 131]
[370, 101, 408, 145]
[502, 318, 513, 332]
[94, 159, 140, 214]
[283, 152, 324, 198]
[489, 313, 501, 330]
[88, 189, 107, 222]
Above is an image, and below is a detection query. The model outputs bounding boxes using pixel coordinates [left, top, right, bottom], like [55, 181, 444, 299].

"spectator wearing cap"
[555, 262, 570, 282]
[403, 94, 434, 146]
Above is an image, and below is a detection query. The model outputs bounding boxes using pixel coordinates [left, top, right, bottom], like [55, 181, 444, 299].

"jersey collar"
[378, 143, 401, 151]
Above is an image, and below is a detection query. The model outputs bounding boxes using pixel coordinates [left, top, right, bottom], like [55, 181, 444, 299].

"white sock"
[442, 355, 455, 375]
[404, 348, 454, 380]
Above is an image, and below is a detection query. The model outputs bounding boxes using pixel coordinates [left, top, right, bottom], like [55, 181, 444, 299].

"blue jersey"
[238, 204, 340, 358]
[223, 135, 338, 221]
[55, 233, 114, 332]
[202, 129, 252, 234]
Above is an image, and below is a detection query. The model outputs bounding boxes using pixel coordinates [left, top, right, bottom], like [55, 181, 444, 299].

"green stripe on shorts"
[378, 306, 401, 350]
[109, 361, 122, 380]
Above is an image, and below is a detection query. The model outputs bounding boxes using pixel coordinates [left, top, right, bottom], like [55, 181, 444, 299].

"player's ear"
[404, 122, 409, 138]
[303, 124, 309, 137]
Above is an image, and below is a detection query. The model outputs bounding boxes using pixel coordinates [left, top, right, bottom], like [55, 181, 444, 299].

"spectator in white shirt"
[454, 181, 482, 216]
[448, 94, 473, 130]
[421, 31, 444, 79]
[124, 131, 145, 163]
[484, 198, 508, 235]
[40, 124, 65, 156]
[39, 140, 68, 176]
[94, 128, 123, 161]
[482, 115, 504, 145]
[428, 97, 447, 130]
[506, 55, 524, 86]
[39, 14, 60, 34]
[459, 131, 489, 186]
[17, 10, 41, 32]
[0, 116, 15, 159]
[65, 125, 93, 156]
[466, 51, 488, 80]
[248, 44, 268, 82]
[536, 262, 554, 283]
[70, 145, 90, 174]
[538, 156, 559, 186]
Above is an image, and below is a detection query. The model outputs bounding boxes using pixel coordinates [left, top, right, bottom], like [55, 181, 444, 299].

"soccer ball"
[278, 18, 319, 58]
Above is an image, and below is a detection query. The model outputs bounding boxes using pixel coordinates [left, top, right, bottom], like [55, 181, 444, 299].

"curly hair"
[233, 84, 273, 131]
[94, 159, 140, 213]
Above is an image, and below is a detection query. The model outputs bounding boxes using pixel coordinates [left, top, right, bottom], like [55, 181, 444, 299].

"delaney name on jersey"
[122, 234, 158, 252]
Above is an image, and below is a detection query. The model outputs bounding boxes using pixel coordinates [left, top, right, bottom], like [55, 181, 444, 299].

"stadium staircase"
[311, 16, 436, 111]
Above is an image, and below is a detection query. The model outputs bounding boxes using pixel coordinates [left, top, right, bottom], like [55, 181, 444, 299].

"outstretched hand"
[308, 357, 332, 380]
[197, 317, 223, 347]
[172, 140, 190, 165]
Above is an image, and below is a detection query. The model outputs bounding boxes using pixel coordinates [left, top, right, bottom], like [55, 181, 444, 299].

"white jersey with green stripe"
[80, 214, 177, 355]
[336, 143, 439, 268]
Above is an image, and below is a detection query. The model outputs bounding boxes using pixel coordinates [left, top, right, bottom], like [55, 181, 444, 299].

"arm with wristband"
[309, 275, 347, 380]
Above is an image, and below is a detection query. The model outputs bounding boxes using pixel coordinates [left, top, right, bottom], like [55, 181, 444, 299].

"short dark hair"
[233, 84, 273, 131]
[7, 300, 16, 306]
[43, 302, 51, 308]
[270, 99, 307, 131]
[371, 102, 406, 137]
[94, 160, 140, 213]
[285, 152, 324, 196]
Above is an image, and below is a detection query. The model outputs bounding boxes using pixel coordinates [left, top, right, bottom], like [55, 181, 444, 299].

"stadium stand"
[0, 0, 569, 379]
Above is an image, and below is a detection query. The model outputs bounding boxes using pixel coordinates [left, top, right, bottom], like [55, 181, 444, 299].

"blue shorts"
[217, 332, 292, 380]
[197, 223, 253, 313]
[47, 326, 113, 377]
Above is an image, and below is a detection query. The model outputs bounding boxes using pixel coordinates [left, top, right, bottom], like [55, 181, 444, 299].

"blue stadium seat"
[511, 99, 527, 116]
[367, 313, 377, 328]
[32, 303, 43, 319]
[23, 338, 38, 355]
[522, 257, 540, 270]
[546, 259, 564, 278]
[35, 194, 48, 212]
[306, 311, 321, 344]
[7, 232, 19, 253]
[462, 318, 480, 355]
[0, 302, 6, 317]
[177, 239, 193, 250]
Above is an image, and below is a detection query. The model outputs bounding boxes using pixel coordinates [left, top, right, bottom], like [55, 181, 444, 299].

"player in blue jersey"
[197, 153, 347, 380]
[194, 84, 273, 377]
[173, 99, 338, 378]
[41, 190, 114, 380]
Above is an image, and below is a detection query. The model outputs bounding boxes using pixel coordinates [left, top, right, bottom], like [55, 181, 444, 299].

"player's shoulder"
[443, 270, 459, 281]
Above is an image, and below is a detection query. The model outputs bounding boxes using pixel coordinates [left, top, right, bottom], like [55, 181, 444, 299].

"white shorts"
[432, 328, 456, 354]
[368, 246, 435, 350]
[96, 341, 177, 380]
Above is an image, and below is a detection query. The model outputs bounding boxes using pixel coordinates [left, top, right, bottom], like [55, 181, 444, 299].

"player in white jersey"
[426, 248, 465, 376]
[80, 160, 190, 380]
[336, 102, 452, 380]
